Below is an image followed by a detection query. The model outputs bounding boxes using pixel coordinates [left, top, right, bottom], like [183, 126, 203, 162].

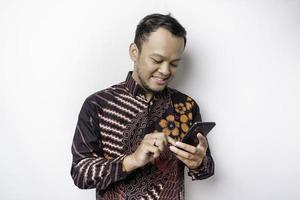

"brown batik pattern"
[122, 92, 175, 199]
[101, 90, 180, 199]
[73, 72, 214, 200]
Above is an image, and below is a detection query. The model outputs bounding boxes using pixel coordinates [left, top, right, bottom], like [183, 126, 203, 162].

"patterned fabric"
[71, 71, 214, 199]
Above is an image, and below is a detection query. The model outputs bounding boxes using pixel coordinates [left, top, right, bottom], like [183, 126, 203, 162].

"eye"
[152, 59, 163, 64]
[170, 63, 178, 67]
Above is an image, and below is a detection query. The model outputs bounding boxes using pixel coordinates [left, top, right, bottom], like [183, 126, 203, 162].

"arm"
[187, 146, 214, 180]
[187, 101, 215, 180]
[70, 97, 129, 190]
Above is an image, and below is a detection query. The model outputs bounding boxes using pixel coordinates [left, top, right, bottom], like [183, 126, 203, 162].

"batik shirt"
[71, 71, 214, 200]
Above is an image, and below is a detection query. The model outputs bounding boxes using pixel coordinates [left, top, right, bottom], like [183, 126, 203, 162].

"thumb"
[197, 133, 207, 147]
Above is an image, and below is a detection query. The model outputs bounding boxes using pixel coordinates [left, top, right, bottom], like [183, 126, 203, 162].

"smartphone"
[181, 121, 216, 146]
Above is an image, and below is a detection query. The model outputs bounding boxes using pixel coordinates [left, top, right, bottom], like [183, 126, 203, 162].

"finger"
[167, 136, 176, 146]
[154, 139, 165, 152]
[146, 137, 165, 153]
[197, 133, 208, 148]
[175, 141, 197, 154]
[196, 146, 207, 158]
[148, 132, 168, 146]
[144, 143, 161, 158]
[174, 154, 189, 166]
[175, 154, 201, 169]
[169, 145, 197, 160]
[145, 137, 157, 145]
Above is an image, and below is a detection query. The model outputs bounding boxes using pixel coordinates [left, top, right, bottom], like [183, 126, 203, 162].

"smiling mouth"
[152, 76, 168, 85]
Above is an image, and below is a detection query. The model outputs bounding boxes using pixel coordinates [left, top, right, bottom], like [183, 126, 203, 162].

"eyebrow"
[151, 53, 182, 62]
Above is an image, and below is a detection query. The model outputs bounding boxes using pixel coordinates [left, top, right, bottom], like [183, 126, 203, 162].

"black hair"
[134, 13, 187, 51]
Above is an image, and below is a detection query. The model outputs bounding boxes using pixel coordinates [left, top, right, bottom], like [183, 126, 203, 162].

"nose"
[158, 63, 171, 76]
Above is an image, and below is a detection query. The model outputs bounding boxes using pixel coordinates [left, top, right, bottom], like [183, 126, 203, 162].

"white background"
[1, 0, 300, 199]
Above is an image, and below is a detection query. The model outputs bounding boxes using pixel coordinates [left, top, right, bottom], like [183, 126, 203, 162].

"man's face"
[130, 28, 185, 96]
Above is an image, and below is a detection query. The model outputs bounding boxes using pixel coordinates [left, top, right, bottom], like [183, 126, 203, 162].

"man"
[71, 13, 214, 199]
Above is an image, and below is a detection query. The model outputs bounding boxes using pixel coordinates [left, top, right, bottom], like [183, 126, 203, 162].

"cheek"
[138, 61, 153, 78]
[144, 59, 156, 70]
[170, 68, 177, 76]
[140, 61, 157, 77]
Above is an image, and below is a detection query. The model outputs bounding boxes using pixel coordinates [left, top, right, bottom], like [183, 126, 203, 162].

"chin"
[150, 85, 167, 92]
[143, 80, 168, 93]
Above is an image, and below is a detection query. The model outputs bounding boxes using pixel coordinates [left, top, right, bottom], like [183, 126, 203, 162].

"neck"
[144, 92, 153, 102]
[132, 71, 154, 102]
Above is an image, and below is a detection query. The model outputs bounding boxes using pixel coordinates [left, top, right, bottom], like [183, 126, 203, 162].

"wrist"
[122, 154, 138, 172]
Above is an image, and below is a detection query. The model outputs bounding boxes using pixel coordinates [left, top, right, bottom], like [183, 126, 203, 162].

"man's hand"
[122, 132, 169, 172]
[169, 133, 208, 170]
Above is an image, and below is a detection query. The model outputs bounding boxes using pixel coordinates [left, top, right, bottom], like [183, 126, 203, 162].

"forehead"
[141, 28, 185, 58]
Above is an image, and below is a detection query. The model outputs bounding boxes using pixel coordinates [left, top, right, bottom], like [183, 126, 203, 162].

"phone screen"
[181, 122, 215, 146]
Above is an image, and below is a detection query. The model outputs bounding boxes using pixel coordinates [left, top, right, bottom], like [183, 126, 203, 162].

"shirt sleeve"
[187, 100, 215, 180]
[70, 96, 129, 190]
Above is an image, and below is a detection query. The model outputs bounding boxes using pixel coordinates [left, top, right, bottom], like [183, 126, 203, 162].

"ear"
[129, 43, 139, 62]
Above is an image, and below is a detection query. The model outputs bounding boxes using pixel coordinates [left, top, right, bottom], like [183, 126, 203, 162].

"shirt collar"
[125, 71, 168, 99]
